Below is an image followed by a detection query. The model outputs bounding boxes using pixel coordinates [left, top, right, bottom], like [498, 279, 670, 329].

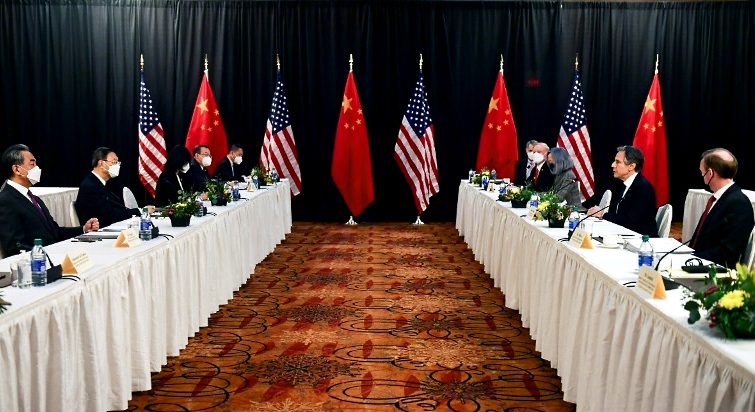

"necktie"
[28, 190, 46, 218]
[533, 167, 540, 184]
[691, 195, 715, 248]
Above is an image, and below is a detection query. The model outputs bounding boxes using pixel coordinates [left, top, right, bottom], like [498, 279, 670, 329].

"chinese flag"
[633, 72, 668, 207]
[331, 71, 374, 217]
[185, 72, 228, 176]
[476, 70, 518, 179]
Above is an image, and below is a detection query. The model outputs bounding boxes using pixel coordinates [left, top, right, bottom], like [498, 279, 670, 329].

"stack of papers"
[625, 237, 694, 254]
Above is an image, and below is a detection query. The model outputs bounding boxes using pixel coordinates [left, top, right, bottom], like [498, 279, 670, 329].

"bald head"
[701, 148, 738, 179]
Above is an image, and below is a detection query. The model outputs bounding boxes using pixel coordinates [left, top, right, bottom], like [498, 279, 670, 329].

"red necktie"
[691, 195, 715, 248]
[533, 167, 540, 184]
[28, 190, 46, 218]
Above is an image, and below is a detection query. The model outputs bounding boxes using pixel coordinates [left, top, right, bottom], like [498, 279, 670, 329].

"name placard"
[526, 208, 538, 221]
[637, 266, 667, 299]
[568, 228, 594, 249]
[114, 228, 142, 248]
[61, 248, 93, 274]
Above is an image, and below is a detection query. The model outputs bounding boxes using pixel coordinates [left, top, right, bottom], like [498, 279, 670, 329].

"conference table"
[34, 187, 79, 227]
[0, 181, 292, 411]
[682, 188, 755, 242]
[456, 181, 755, 412]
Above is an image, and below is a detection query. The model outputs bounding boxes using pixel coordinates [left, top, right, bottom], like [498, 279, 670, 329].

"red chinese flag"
[185, 72, 228, 176]
[632, 73, 668, 207]
[331, 72, 374, 216]
[476, 70, 518, 179]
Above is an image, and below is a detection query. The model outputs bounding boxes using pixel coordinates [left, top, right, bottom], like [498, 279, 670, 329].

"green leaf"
[684, 300, 700, 311]
[687, 309, 701, 324]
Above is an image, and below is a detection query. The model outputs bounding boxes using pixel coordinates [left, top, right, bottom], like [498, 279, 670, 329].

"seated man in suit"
[529, 142, 555, 192]
[689, 148, 755, 268]
[184, 144, 212, 193]
[513, 139, 538, 187]
[0, 144, 99, 257]
[587, 145, 658, 237]
[76, 147, 151, 228]
[213, 143, 245, 182]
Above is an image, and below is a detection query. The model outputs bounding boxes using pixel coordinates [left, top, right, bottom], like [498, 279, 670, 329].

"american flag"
[138, 69, 167, 197]
[557, 69, 595, 200]
[394, 72, 439, 213]
[261, 70, 301, 195]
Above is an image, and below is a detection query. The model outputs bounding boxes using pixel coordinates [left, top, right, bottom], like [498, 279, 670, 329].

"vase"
[548, 218, 566, 228]
[211, 195, 227, 206]
[511, 199, 528, 208]
[169, 215, 191, 227]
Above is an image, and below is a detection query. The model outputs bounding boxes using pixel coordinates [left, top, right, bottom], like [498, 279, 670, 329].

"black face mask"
[548, 162, 556, 174]
[702, 169, 713, 190]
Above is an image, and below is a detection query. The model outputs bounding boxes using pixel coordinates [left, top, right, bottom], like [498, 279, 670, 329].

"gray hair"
[525, 139, 538, 148]
[616, 145, 644, 173]
[2, 144, 30, 179]
[549, 147, 574, 175]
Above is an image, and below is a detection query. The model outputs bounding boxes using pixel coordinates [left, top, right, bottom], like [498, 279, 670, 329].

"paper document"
[625, 238, 694, 254]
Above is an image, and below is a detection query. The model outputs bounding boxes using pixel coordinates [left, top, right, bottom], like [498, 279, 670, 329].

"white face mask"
[181, 163, 190, 173]
[526, 152, 535, 161]
[23, 166, 42, 185]
[233, 156, 243, 165]
[532, 152, 545, 164]
[201, 156, 212, 167]
[107, 163, 120, 178]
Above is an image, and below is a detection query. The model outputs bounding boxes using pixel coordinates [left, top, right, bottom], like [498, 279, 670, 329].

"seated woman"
[547, 147, 581, 207]
[154, 145, 192, 206]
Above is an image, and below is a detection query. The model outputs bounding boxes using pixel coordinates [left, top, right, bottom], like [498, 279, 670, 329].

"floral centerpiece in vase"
[536, 191, 572, 227]
[251, 165, 275, 187]
[684, 263, 755, 339]
[500, 185, 533, 208]
[205, 178, 231, 206]
[163, 190, 200, 227]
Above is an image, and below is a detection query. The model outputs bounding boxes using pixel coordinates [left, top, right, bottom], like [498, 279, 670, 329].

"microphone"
[567, 204, 611, 240]
[654, 239, 692, 271]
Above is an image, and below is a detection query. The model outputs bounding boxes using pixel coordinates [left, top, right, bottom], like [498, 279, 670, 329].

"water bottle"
[271, 167, 279, 183]
[31, 239, 47, 287]
[567, 206, 580, 238]
[232, 182, 240, 201]
[481, 174, 489, 190]
[252, 174, 259, 189]
[529, 193, 540, 211]
[139, 207, 152, 241]
[638, 235, 654, 268]
[491, 169, 497, 180]
[17, 251, 31, 289]
[194, 195, 204, 217]
[468, 168, 474, 182]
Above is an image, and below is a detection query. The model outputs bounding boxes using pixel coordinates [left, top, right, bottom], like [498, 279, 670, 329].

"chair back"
[598, 190, 612, 209]
[656, 204, 673, 238]
[69, 200, 80, 226]
[123, 187, 139, 209]
[743, 227, 755, 270]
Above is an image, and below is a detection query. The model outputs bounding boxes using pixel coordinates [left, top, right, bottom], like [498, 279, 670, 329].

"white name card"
[526, 208, 538, 221]
[114, 228, 142, 248]
[637, 265, 667, 299]
[568, 228, 594, 249]
[61, 248, 92, 274]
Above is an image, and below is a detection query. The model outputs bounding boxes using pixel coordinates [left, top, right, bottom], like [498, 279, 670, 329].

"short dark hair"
[2, 144, 30, 179]
[229, 143, 242, 153]
[617, 145, 644, 173]
[91, 147, 113, 169]
[193, 145, 209, 156]
[165, 145, 192, 172]
[701, 148, 738, 179]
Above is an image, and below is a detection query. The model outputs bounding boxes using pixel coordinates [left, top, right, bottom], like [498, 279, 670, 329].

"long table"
[0, 181, 292, 411]
[682, 188, 755, 242]
[34, 187, 80, 227]
[456, 182, 755, 412]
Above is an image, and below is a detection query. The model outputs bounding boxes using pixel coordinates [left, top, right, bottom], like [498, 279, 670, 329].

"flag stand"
[345, 216, 357, 225]
[413, 216, 425, 225]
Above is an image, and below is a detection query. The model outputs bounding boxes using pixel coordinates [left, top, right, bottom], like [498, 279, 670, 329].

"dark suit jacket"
[155, 171, 188, 207]
[184, 160, 211, 193]
[691, 184, 755, 268]
[529, 163, 555, 192]
[514, 158, 534, 187]
[213, 157, 243, 182]
[75, 172, 140, 228]
[0, 186, 83, 257]
[602, 173, 658, 237]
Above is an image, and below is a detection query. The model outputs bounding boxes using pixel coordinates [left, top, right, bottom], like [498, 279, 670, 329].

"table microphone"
[654, 239, 692, 271]
[567, 204, 611, 240]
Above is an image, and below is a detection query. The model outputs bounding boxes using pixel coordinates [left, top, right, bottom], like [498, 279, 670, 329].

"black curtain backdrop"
[1, 1, 753, 222]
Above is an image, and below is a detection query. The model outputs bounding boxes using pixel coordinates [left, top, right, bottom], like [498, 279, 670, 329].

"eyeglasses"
[103, 159, 121, 166]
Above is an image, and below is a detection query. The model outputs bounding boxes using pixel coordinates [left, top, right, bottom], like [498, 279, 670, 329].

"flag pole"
[140, 54, 144, 71]
[345, 53, 357, 226]
[276, 54, 280, 71]
[575, 54, 579, 70]
[655, 54, 659, 74]
[204, 54, 208, 77]
[414, 53, 425, 226]
[500, 54, 504, 73]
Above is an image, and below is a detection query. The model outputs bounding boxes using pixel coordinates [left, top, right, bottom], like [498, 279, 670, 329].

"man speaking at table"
[0, 144, 99, 258]
[75, 147, 152, 228]
[689, 148, 754, 268]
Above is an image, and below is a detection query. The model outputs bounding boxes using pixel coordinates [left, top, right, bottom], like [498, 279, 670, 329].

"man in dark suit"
[690, 148, 755, 268]
[75, 147, 150, 228]
[0, 144, 99, 258]
[213, 143, 245, 182]
[529, 142, 555, 192]
[513, 139, 538, 187]
[184, 144, 212, 193]
[587, 146, 658, 237]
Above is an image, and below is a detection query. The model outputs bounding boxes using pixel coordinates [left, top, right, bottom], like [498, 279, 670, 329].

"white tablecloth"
[34, 187, 79, 227]
[682, 188, 755, 242]
[456, 181, 755, 412]
[0, 181, 292, 411]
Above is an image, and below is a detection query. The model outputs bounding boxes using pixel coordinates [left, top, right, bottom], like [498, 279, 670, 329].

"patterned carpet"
[124, 223, 575, 411]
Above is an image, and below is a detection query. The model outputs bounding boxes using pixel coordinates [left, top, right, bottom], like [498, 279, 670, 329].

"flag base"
[413, 216, 425, 225]
[345, 216, 357, 225]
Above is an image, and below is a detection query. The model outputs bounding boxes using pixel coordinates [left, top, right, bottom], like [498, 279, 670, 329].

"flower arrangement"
[251, 165, 275, 185]
[163, 190, 201, 219]
[0, 292, 9, 314]
[499, 185, 534, 203]
[205, 178, 232, 205]
[536, 191, 572, 222]
[684, 263, 755, 339]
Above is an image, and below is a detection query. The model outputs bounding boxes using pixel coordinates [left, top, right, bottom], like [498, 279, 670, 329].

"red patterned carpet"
[124, 223, 575, 411]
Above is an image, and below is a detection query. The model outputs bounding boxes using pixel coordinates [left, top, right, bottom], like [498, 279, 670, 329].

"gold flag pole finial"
[419, 54, 423, 71]
[349, 54, 353, 72]
[276, 54, 281, 71]
[500, 54, 504, 73]
[140, 54, 144, 70]
[575, 54, 579, 70]
[655, 54, 659, 74]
